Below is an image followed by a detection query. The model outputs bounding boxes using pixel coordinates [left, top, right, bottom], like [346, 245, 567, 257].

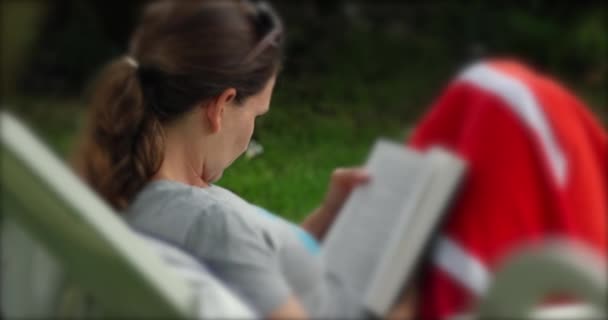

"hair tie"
[124, 56, 139, 68]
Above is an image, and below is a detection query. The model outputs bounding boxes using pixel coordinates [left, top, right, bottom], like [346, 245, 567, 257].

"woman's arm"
[267, 296, 308, 319]
[386, 285, 418, 320]
[300, 206, 333, 240]
[267, 282, 418, 320]
[301, 168, 370, 240]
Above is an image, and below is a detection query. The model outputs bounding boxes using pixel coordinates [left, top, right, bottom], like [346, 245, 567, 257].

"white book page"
[364, 149, 466, 316]
[320, 139, 433, 298]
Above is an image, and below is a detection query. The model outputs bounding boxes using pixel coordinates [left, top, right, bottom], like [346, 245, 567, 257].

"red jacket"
[409, 59, 607, 319]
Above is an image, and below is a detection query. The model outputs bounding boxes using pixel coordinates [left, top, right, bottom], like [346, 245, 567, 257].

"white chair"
[449, 241, 607, 320]
[0, 111, 254, 319]
[478, 241, 606, 319]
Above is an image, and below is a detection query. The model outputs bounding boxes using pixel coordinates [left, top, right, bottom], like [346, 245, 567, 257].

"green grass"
[5, 71, 605, 224]
[217, 100, 406, 222]
[3, 94, 409, 223]
[4, 44, 604, 223]
[4, 98, 86, 157]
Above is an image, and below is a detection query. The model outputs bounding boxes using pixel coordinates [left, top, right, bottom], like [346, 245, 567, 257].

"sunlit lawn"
[5, 92, 410, 223]
[218, 99, 408, 222]
[6, 54, 605, 223]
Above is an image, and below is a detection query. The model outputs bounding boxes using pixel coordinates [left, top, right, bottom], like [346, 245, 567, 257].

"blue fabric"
[254, 206, 320, 255]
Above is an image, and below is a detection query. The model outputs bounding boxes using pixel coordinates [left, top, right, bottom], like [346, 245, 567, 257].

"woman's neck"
[151, 129, 210, 188]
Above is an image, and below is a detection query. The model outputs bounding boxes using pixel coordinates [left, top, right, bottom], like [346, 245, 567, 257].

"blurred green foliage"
[1, 1, 47, 98]
[2, 0, 606, 221]
[6, 1, 606, 102]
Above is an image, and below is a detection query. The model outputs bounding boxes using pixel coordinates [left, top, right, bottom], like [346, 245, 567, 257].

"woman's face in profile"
[210, 75, 276, 181]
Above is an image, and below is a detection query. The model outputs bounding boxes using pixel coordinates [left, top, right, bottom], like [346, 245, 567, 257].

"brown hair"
[74, 0, 284, 211]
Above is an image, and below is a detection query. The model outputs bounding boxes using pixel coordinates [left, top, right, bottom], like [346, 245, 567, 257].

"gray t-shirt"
[126, 180, 362, 318]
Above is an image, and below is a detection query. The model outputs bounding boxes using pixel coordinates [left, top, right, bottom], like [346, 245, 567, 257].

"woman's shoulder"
[126, 180, 240, 243]
[126, 180, 269, 252]
[127, 180, 225, 218]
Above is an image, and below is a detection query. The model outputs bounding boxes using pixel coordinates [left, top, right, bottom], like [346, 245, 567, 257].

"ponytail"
[73, 57, 164, 211]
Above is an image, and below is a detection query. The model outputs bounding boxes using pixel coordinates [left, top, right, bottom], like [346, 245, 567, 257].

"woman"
[75, 1, 413, 318]
[77, 1, 608, 318]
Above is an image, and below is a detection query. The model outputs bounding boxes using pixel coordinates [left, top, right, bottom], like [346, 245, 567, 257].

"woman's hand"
[320, 167, 370, 219]
[301, 167, 370, 240]
[386, 286, 417, 320]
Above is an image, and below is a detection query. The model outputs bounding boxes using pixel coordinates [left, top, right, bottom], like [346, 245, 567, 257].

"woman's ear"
[205, 88, 237, 133]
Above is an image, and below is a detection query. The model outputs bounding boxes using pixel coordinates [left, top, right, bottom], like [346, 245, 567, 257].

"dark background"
[2, 0, 606, 218]
[7, 1, 607, 106]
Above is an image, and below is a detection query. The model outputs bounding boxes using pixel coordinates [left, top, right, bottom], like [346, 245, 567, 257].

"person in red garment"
[409, 59, 607, 319]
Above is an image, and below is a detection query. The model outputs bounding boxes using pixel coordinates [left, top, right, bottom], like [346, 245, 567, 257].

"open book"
[321, 139, 466, 317]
